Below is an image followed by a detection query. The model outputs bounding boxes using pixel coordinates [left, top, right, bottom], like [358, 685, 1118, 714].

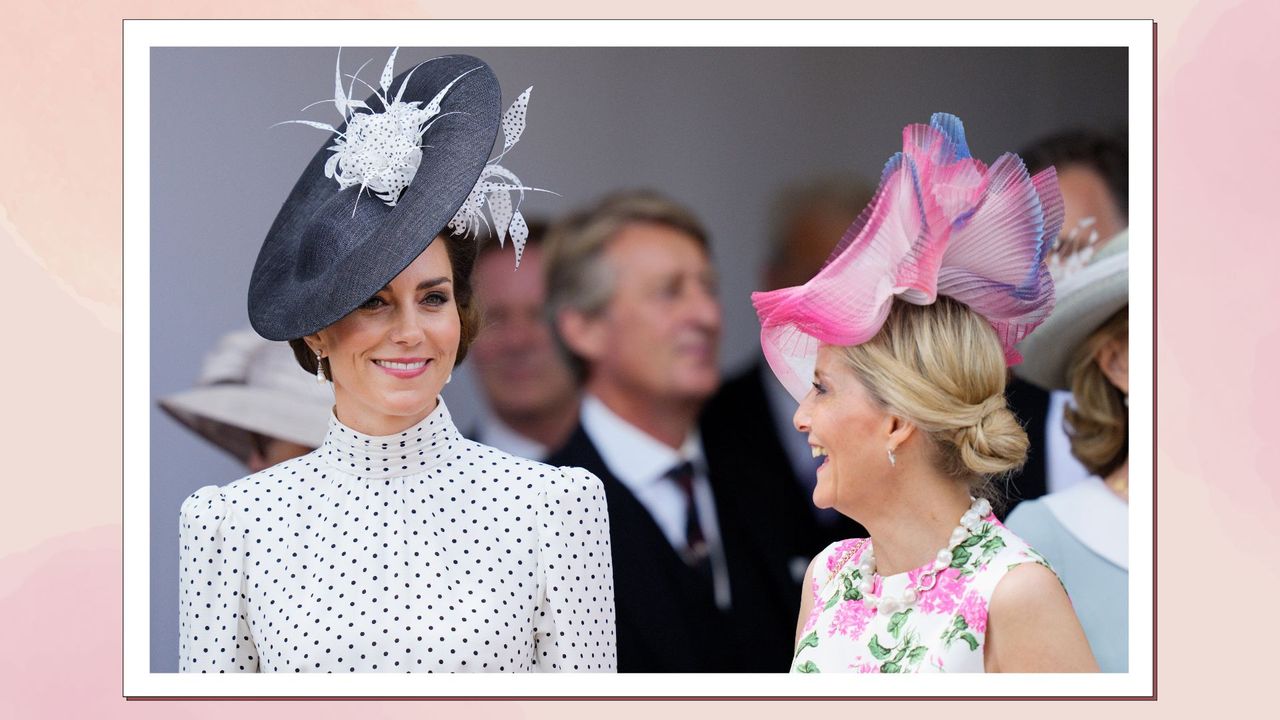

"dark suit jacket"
[699, 364, 868, 609]
[545, 423, 796, 672]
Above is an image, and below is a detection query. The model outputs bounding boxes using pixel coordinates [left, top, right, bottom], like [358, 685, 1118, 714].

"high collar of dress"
[320, 398, 461, 478]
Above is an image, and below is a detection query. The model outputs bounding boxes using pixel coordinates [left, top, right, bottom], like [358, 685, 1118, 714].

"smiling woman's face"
[307, 239, 460, 436]
[792, 344, 894, 515]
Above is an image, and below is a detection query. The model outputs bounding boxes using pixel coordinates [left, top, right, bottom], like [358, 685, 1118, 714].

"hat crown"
[247, 52, 503, 341]
[294, 193, 392, 281]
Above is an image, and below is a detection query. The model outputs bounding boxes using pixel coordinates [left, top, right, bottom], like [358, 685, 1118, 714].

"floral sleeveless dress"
[791, 516, 1054, 673]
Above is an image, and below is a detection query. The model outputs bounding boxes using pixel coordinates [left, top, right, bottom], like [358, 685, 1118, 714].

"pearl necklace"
[848, 496, 992, 615]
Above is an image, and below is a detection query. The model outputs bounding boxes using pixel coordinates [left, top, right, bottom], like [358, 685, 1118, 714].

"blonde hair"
[1064, 307, 1128, 477]
[838, 297, 1028, 501]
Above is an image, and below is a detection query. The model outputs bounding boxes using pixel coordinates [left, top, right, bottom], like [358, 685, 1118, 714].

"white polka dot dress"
[178, 400, 616, 672]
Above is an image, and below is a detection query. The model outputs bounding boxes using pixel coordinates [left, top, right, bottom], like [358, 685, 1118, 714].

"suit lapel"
[547, 425, 707, 670]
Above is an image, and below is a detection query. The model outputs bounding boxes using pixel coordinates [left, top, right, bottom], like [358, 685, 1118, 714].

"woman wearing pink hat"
[755, 114, 1096, 673]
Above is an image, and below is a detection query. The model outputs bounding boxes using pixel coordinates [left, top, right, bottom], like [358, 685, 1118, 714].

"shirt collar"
[580, 394, 704, 487]
[477, 415, 549, 462]
[1042, 476, 1128, 570]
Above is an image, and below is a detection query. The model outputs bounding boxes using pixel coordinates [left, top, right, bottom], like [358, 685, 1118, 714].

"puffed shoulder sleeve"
[533, 466, 616, 672]
[178, 485, 258, 672]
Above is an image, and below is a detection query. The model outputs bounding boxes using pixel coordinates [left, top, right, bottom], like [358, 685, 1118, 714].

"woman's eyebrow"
[416, 277, 452, 290]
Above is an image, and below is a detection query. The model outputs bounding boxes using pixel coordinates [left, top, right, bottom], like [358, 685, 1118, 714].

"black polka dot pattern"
[178, 401, 616, 673]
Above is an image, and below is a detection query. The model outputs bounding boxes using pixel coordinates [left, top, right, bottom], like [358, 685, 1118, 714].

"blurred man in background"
[700, 175, 873, 605]
[544, 191, 796, 672]
[467, 221, 579, 461]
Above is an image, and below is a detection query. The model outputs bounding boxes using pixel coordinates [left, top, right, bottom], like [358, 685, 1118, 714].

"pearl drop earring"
[315, 350, 327, 384]
[887, 448, 896, 467]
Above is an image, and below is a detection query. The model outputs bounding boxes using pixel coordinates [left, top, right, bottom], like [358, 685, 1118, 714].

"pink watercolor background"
[2, 0, 1271, 715]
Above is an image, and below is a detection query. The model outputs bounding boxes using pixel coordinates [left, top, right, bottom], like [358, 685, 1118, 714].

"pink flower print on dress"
[911, 566, 971, 615]
[804, 576, 824, 633]
[829, 597, 876, 639]
[852, 660, 881, 673]
[957, 592, 989, 634]
[826, 539, 863, 574]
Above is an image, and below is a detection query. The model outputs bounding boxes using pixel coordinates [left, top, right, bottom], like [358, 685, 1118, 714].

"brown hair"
[288, 232, 481, 379]
[839, 297, 1028, 506]
[1064, 307, 1128, 477]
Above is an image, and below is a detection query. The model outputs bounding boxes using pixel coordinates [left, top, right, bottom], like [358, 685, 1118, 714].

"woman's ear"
[885, 412, 917, 456]
[1095, 336, 1129, 395]
[303, 332, 324, 356]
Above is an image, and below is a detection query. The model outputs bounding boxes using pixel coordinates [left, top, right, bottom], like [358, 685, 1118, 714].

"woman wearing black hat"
[177, 49, 615, 673]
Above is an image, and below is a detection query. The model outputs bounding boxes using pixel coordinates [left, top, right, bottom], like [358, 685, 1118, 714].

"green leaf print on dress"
[952, 522, 1000, 575]
[872, 630, 927, 673]
[871, 611, 927, 673]
[940, 612, 980, 651]
[868, 634, 891, 660]
[978, 535, 1006, 565]
[887, 609, 912, 639]
[796, 631, 819, 656]
[792, 520, 1052, 673]
[842, 573, 864, 601]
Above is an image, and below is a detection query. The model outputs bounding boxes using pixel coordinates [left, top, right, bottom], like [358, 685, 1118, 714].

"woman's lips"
[811, 445, 830, 474]
[373, 358, 430, 379]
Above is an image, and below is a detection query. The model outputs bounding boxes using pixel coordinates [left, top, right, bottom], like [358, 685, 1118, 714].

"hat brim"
[159, 385, 332, 465]
[1013, 252, 1128, 390]
[248, 53, 503, 341]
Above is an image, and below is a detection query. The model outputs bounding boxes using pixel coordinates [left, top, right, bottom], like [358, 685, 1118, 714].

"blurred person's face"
[306, 240, 460, 436]
[765, 204, 855, 290]
[1095, 328, 1129, 397]
[246, 435, 313, 473]
[470, 244, 576, 421]
[569, 222, 721, 406]
[1057, 165, 1126, 249]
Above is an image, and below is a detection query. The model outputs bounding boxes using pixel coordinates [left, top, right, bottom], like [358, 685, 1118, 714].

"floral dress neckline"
[792, 515, 1055, 673]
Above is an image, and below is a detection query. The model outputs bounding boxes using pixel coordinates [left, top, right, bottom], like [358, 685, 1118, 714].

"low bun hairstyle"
[838, 296, 1028, 504]
[287, 232, 481, 380]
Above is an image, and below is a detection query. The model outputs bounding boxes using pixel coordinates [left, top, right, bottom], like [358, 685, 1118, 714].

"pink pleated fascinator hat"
[752, 113, 1064, 401]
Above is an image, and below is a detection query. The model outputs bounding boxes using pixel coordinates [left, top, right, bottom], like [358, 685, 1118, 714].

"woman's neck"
[1104, 457, 1130, 502]
[334, 396, 439, 437]
[857, 470, 974, 577]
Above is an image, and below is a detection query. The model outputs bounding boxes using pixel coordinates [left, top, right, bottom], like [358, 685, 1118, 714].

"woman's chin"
[811, 485, 836, 510]
[377, 392, 439, 420]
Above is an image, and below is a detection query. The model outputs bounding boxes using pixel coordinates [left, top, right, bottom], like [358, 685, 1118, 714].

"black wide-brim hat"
[248, 53, 502, 341]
